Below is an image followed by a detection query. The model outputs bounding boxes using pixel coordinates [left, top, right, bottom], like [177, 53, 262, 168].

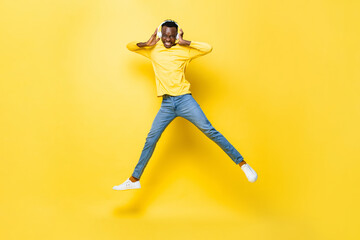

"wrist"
[137, 42, 147, 47]
[180, 40, 191, 46]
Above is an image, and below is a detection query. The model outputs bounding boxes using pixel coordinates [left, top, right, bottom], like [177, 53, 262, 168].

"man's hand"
[146, 28, 161, 46]
[177, 28, 191, 46]
[137, 28, 160, 47]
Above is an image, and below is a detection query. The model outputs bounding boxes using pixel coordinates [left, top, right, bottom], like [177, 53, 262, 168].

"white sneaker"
[241, 164, 258, 182]
[112, 178, 141, 190]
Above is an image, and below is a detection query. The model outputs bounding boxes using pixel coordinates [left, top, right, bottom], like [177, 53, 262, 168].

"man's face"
[161, 26, 177, 48]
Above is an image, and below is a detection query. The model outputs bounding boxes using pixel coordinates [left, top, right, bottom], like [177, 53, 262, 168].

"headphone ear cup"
[176, 26, 180, 40]
[157, 23, 163, 38]
[176, 28, 180, 40]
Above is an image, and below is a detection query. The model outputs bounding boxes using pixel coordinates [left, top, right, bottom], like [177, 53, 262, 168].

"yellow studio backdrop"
[0, 0, 359, 239]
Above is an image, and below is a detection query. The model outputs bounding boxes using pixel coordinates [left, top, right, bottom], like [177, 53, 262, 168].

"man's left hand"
[177, 28, 191, 46]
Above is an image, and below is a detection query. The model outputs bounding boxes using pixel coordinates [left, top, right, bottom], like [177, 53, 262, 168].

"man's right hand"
[137, 28, 160, 47]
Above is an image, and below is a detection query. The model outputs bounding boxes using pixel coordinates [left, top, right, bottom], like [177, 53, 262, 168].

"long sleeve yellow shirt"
[126, 40, 212, 97]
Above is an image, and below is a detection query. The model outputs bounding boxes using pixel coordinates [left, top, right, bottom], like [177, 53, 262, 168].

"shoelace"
[243, 165, 254, 175]
[242, 164, 250, 171]
[124, 180, 133, 185]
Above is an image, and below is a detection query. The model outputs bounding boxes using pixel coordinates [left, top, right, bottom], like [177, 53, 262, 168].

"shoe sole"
[112, 186, 141, 190]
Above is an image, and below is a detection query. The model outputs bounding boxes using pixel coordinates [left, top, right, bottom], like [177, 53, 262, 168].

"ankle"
[238, 160, 247, 167]
[129, 176, 139, 182]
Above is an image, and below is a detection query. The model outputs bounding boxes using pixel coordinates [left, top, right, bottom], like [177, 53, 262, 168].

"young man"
[113, 20, 258, 191]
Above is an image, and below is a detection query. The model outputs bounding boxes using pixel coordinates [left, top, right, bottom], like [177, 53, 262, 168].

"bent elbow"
[206, 44, 213, 53]
[126, 41, 138, 51]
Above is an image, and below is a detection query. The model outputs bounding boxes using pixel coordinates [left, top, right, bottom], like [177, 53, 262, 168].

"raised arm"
[176, 28, 213, 60]
[126, 41, 153, 59]
[126, 28, 160, 59]
[188, 41, 213, 59]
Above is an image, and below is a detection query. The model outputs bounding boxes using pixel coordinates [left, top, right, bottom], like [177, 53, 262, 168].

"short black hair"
[161, 20, 178, 31]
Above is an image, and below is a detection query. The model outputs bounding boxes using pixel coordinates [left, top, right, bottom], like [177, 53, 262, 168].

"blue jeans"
[132, 93, 244, 179]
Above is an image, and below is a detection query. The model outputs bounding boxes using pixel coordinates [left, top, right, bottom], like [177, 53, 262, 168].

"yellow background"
[1, 0, 359, 239]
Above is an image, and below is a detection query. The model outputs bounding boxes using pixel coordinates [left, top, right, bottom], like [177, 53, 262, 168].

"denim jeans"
[131, 93, 244, 179]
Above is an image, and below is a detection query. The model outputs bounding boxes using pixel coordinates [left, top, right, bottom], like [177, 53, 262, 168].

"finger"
[153, 28, 158, 36]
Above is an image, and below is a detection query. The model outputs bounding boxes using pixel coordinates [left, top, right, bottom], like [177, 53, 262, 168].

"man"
[113, 20, 258, 191]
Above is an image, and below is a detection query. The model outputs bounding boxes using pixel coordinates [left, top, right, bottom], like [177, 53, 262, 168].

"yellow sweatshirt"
[126, 40, 212, 97]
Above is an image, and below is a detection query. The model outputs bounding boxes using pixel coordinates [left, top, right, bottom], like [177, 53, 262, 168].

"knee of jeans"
[145, 136, 157, 145]
[146, 131, 161, 144]
[201, 125, 217, 135]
